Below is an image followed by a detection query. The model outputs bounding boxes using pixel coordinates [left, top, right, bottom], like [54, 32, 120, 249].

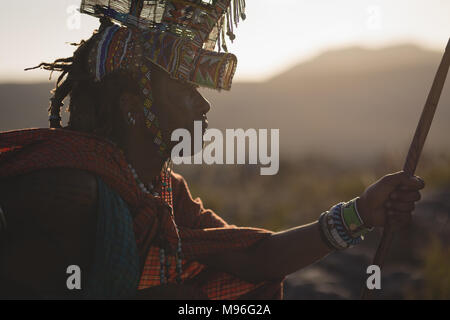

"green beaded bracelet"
[341, 198, 373, 238]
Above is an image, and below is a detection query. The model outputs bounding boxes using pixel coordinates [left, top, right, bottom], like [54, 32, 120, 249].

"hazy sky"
[1, 0, 449, 83]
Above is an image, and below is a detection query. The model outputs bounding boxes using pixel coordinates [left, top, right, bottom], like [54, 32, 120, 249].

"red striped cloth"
[0, 128, 283, 299]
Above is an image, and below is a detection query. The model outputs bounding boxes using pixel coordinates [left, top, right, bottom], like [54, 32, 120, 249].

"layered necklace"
[127, 159, 183, 285]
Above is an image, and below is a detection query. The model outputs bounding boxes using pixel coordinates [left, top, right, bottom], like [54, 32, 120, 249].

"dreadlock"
[25, 17, 140, 148]
[25, 55, 74, 129]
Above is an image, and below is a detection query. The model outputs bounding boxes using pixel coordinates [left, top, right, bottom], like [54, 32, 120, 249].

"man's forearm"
[246, 221, 333, 281]
[197, 221, 333, 283]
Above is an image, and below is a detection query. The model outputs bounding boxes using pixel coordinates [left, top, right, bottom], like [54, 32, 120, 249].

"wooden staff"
[361, 38, 450, 300]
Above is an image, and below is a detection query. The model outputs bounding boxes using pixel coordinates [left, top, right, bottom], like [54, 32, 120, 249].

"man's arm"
[197, 221, 331, 283]
[197, 172, 424, 283]
[0, 168, 98, 298]
[0, 169, 207, 299]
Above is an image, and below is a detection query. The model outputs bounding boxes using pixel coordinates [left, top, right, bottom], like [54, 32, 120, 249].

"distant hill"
[1, 44, 449, 162]
[0, 83, 55, 131]
[201, 44, 450, 161]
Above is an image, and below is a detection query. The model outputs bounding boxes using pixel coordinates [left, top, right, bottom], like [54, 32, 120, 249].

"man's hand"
[357, 171, 425, 228]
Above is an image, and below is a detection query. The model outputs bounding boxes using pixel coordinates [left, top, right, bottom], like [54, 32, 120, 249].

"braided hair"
[25, 17, 141, 148]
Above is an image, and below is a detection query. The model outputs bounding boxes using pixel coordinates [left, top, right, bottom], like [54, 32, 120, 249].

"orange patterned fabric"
[0, 128, 283, 299]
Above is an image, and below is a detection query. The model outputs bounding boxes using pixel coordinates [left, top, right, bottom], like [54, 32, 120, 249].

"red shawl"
[0, 128, 282, 299]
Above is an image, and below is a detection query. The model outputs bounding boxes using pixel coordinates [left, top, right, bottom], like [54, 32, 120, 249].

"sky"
[1, 0, 449, 83]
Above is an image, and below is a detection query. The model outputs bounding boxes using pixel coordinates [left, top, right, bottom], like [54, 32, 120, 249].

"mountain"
[0, 83, 56, 130]
[1, 44, 449, 162]
[201, 44, 450, 161]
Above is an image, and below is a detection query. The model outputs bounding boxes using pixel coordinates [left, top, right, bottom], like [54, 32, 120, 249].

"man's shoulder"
[170, 171, 192, 195]
[0, 168, 98, 221]
[1, 167, 97, 195]
[169, 170, 196, 203]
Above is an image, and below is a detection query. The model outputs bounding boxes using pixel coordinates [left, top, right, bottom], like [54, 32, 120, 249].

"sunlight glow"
[1, 0, 449, 83]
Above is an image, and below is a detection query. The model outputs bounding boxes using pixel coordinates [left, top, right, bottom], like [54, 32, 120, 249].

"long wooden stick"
[361, 38, 450, 300]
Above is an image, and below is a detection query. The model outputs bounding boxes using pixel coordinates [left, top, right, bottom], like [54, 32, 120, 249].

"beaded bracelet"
[341, 197, 374, 238]
[318, 198, 373, 250]
[319, 208, 349, 250]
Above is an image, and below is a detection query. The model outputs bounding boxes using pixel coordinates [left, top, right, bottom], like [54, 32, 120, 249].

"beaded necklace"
[127, 158, 183, 285]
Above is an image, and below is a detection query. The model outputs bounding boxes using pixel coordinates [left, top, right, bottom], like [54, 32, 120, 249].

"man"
[0, 0, 424, 299]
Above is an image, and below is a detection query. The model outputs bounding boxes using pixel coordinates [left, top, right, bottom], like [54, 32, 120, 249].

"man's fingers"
[386, 201, 415, 212]
[399, 175, 425, 190]
[390, 190, 421, 202]
[381, 171, 407, 186]
[382, 171, 425, 190]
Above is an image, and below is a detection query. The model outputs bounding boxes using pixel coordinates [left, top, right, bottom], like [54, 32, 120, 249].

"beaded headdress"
[81, 0, 246, 157]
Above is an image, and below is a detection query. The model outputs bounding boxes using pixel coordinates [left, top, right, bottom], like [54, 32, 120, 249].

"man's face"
[150, 64, 211, 151]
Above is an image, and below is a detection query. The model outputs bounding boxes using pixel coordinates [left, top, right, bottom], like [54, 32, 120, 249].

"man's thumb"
[381, 171, 424, 189]
[380, 171, 408, 186]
